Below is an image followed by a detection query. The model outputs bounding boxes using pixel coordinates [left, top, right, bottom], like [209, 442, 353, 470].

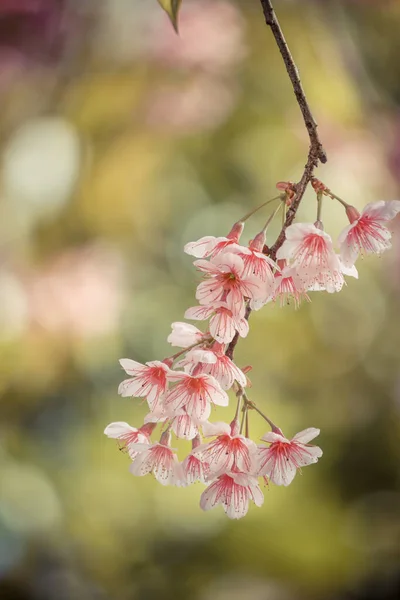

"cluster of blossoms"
[105, 182, 400, 519]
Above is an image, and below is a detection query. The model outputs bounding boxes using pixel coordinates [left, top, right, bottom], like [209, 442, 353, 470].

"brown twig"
[225, 0, 327, 361]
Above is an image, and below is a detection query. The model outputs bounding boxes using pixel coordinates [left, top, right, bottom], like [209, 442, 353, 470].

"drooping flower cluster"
[105, 184, 400, 519]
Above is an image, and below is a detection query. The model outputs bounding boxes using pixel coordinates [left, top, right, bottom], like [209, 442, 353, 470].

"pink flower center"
[296, 234, 329, 266]
[149, 366, 167, 386]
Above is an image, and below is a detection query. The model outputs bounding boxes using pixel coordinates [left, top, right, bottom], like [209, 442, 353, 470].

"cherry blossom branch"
[226, 0, 328, 361]
[259, 0, 327, 260]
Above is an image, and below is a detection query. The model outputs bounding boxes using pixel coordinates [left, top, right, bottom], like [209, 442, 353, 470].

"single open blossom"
[185, 297, 249, 344]
[180, 436, 209, 485]
[104, 422, 154, 459]
[181, 453, 209, 485]
[165, 371, 229, 421]
[338, 200, 400, 267]
[195, 252, 265, 311]
[118, 359, 172, 411]
[200, 471, 264, 519]
[257, 428, 323, 486]
[130, 432, 183, 486]
[171, 409, 201, 440]
[272, 263, 310, 308]
[184, 222, 244, 258]
[277, 223, 344, 293]
[193, 420, 257, 476]
[177, 344, 247, 390]
[229, 235, 278, 309]
[167, 322, 206, 348]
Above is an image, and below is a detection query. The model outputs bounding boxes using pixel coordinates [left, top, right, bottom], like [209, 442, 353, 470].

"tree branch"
[225, 0, 328, 361]
[259, 0, 327, 166]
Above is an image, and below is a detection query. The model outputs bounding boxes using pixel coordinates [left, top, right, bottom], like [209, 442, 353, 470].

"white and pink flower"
[277, 223, 344, 293]
[180, 436, 209, 485]
[171, 410, 201, 440]
[118, 359, 172, 411]
[200, 471, 264, 519]
[184, 222, 244, 258]
[229, 235, 278, 308]
[129, 432, 183, 486]
[165, 371, 229, 421]
[104, 421, 155, 459]
[338, 200, 400, 267]
[257, 427, 323, 486]
[177, 343, 247, 391]
[272, 264, 310, 308]
[195, 252, 265, 311]
[185, 297, 249, 344]
[193, 420, 257, 476]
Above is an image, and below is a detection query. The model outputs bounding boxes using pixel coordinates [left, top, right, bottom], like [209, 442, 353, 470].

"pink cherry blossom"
[180, 436, 209, 485]
[167, 322, 206, 347]
[181, 454, 209, 485]
[229, 237, 278, 309]
[272, 264, 310, 308]
[184, 222, 244, 259]
[185, 298, 249, 344]
[177, 344, 247, 391]
[104, 421, 154, 459]
[194, 252, 265, 311]
[277, 223, 344, 293]
[130, 432, 183, 486]
[338, 200, 400, 267]
[200, 471, 264, 519]
[171, 410, 201, 440]
[165, 372, 229, 421]
[193, 421, 257, 476]
[118, 358, 172, 411]
[257, 428, 323, 486]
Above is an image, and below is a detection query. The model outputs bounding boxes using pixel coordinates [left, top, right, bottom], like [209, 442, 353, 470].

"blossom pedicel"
[105, 185, 400, 519]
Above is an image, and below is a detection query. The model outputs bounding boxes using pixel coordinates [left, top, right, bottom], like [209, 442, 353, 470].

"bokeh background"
[1, 1, 400, 599]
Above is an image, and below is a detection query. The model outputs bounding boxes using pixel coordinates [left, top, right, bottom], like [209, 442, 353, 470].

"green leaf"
[157, 0, 182, 33]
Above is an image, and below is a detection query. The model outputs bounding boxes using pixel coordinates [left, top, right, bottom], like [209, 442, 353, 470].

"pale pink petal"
[363, 200, 400, 221]
[199, 479, 221, 512]
[119, 358, 146, 375]
[339, 258, 359, 278]
[225, 488, 249, 519]
[258, 447, 297, 486]
[118, 376, 153, 398]
[211, 252, 245, 273]
[184, 305, 215, 320]
[209, 310, 236, 344]
[181, 454, 208, 485]
[261, 431, 289, 444]
[201, 420, 231, 437]
[104, 421, 136, 438]
[196, 279, 224, 305]
[294, 444, 323, 466]
[247, 481, 264, 507]
[235, 317, 249, 338]
[129, 448, 155, 477]
[193, 259, 222, 275]
[184, 236, 227, 258]
[202, 375, 229, 406]
[292, 427, 320, 444]
[172, 413, 199, 440]
[168, 322, 204, 347]
[185, 393, 212, 421]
